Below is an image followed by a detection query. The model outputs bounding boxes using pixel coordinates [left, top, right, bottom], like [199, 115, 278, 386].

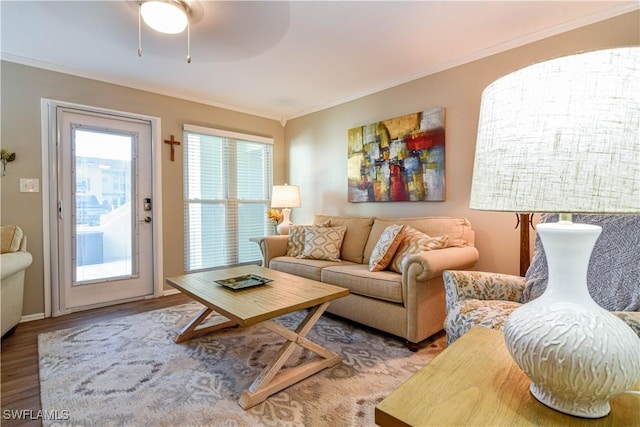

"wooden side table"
[375, 327, 640, 426]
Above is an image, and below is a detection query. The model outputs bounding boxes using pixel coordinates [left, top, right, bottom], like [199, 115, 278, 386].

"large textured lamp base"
[503, 222, 640, 418]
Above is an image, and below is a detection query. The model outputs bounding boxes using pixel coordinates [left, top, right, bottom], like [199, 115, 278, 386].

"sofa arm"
[404, 246, 480, 282]
[402, 246, 479, 309]
[257, 235, 289, 267]
[443, 270, 526, 305]
[1, 251, 33, 280]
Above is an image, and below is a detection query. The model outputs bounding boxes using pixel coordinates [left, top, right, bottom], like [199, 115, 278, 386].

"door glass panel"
[73, 129, 136, 284]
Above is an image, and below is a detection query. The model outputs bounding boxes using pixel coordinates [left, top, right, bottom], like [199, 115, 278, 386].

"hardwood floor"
[1, 294, 192, 427]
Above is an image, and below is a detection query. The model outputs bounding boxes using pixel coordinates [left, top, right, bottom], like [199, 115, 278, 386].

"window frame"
[183, 124, 274, 272]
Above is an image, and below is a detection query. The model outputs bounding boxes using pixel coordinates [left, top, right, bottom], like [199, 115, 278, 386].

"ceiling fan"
[137, 0, 203, 63]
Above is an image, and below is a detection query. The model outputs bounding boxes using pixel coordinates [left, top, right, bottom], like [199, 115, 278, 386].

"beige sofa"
[1, 225, 33, 338]
[257, 215, 479, 349]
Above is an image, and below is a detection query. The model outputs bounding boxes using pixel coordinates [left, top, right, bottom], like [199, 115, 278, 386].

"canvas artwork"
[347, 108, 445, 202]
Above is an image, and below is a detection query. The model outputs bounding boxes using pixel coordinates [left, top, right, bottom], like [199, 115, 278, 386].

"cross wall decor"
[164, 135, 181, 162]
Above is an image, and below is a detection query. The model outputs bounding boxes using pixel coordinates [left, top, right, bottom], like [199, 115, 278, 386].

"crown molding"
[3, 3, 637, 124]
[281, 3, 640, 122]
[0, 52, 282, 122]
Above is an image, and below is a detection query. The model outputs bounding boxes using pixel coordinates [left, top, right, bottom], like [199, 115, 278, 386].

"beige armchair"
[443, 214, 640, 345]
[1, 225, 33, 338]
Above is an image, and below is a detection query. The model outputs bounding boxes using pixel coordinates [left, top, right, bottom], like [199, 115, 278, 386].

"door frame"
[41, 99, 164, 317]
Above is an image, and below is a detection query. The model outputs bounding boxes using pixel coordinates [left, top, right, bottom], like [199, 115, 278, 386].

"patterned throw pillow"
[389, 226, 449, 273]
[369, 224, 405, 272]
[286, 225, 310, 257]
[298, 226, 347, 262]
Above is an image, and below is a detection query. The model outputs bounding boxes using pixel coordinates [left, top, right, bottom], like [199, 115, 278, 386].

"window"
[183, 124, 273, 271]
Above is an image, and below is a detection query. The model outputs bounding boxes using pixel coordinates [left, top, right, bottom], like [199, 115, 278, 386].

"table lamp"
[470, 47, 640, 418]
[271, 184, 301, 235]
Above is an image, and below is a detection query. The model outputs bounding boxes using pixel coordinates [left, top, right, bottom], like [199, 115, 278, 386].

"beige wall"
[0, 64, 286, 316]
[285, 11, 639, 275]
[2, 11, 638, 318]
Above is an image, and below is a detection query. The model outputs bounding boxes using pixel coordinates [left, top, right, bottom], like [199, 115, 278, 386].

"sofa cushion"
[313, 215, 374, 264]
[321, 264, 403, 304]
[522, 214, 640, 311]
[364, 217, 473, 264]
[369, 224, 405, 272]
[1, 225, 23, 254]
[388, 226, 449, 273]
[286, 225, 311, 257]
[299, 226, 347, 262]
[269, 256, 356, 282]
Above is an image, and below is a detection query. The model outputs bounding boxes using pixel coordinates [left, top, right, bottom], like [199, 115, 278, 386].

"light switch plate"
[20, 178, 39, 193]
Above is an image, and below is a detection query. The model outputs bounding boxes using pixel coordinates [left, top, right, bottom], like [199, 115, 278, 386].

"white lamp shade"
[141, 1, 188, 34]
[470, 47, 640, 213]
[271, 185, 301, 209]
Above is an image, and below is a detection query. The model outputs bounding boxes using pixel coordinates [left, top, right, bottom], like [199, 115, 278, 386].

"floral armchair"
[443, 214, 640, 345]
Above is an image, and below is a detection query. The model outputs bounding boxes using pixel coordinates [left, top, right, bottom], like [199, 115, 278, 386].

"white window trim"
[183, 123, 273, 145]
[183, 124, 274, 272]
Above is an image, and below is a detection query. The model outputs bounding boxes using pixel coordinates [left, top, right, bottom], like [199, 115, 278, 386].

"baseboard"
[20, 292, 179, 323]
[20, 312, 45, 323]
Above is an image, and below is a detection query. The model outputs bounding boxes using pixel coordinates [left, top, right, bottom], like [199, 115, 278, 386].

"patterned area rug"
[39, 303, 446, 426]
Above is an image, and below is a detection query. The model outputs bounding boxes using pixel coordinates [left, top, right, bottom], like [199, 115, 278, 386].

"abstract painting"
[347, 108, 445, 202]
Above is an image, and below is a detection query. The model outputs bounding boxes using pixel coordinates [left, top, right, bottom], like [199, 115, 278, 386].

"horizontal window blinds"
[183, 125, 273, 271]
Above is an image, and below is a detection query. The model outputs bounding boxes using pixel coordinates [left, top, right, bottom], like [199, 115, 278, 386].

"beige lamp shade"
[470, 47, 640, 214]
[271, 184, 301, 209]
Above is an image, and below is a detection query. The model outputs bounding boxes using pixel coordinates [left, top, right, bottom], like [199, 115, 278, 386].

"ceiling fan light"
[140, 1, 188, 34]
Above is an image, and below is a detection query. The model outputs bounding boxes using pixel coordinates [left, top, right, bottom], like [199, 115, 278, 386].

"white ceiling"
[1, 1, 637, 123]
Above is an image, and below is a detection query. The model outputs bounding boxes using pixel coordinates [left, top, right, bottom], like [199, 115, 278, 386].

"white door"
[56, 108, 154, 312]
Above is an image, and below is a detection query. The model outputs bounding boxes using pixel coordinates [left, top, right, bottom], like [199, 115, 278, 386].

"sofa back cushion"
[364, 217, 473, 265]
[313, 215, 374, 264]
[1, 225, 24, 254]
[522, 214, 640, 311]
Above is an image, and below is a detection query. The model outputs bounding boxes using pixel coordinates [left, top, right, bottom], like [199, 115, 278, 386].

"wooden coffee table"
[165, 265, 349, 409]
